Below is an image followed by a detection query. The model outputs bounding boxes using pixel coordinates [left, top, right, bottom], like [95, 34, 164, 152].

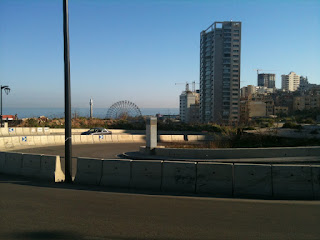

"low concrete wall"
[153, 146, 320, 159]
[234, 164, 272, 198]
[0, 133, 146, 150]
[0, 127, 52, 136]
[2, 153, 320, 199]
[21, 153, 42, 178]
[131, 160, 162, 190]
[0, 127, 146, 136]
[0, 152, 64, 182]
[162, 161, 196, 193]
[196, 162, 233, 196]
[74, 158, 320, 199]
[74, 157, 103, 185]
[272, 165, 313, 199]
[100, 159, 131, 188]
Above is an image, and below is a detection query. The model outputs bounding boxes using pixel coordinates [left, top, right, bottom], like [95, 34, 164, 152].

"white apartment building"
[281, 72, 300, 91]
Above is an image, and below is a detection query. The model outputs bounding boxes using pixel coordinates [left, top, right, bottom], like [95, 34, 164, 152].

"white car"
[81, 127, 112, 135]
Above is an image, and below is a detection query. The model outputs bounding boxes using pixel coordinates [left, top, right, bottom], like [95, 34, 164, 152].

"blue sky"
[0, 0, 319, 109]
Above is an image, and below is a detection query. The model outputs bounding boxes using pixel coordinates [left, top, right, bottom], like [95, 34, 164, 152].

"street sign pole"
[63, 0, 72, 183]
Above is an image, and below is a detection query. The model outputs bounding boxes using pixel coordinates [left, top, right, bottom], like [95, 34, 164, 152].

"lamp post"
[1, 85, 10, 127]
[63, 0, 72, 183]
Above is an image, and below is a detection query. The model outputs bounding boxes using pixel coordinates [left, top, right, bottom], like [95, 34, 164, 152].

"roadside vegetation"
[164, 134, 320, 149]
[18, 117, 239, 133]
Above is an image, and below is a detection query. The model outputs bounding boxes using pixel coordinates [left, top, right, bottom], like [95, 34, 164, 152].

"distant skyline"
[0, 0, 319, 109]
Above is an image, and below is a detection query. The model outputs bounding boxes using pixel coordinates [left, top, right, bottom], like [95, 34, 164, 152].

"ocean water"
[4, 108, 179, 119]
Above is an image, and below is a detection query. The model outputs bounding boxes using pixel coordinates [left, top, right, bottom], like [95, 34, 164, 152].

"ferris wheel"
[106, 100, 142, 119]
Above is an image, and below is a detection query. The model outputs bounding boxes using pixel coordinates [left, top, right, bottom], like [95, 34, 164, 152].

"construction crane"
[175, 81, 199, 92]
[254, 69, 276, 75]
[254, 69, 277, 84]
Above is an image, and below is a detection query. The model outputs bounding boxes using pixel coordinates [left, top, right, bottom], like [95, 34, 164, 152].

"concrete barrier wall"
[132, 135, 145, 142]
[196, 162, 233, 196]
[0, 128, 143, 136]
[74, 158, 320, 200]
[0, 152, 6, 172]
[0, 127, 52, 136]
[1, 152, 319, 199]
[234, 164, 272, 198]
[74, 157, 103, 185]
[0, 130, 216, 150]
[0, 152, 65, 182]
[131, 160, 162, 190]
[154, 146, 320, 159]
[272, 165, 313, 199]
[3, 152, 23, 175]
[0, 133, 145, 150]
[100, 159, 131, 188]
[312, 166, 320, 200]
[162, 161, 196, 193]
[21, 153, 42, 177]
[40, 155, 65, 182]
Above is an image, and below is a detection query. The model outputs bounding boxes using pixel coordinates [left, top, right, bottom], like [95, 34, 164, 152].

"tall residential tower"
[200, 21, 241, 123]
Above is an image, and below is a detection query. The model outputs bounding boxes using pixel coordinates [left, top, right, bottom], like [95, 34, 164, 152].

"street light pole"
[1, 85, 10, 127]
[63, 0, 72, 183]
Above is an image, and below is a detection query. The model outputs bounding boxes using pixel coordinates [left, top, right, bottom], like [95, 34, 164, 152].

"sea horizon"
[4, 107, 179, 119]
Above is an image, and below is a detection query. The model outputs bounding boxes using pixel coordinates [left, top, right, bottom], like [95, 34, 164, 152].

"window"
[233, 45, 239, 47]
[233, 70, 239, 72]
[233, 50, 239, 53]
[234, 34, 239, 37]
[233, 55, 239, 58]
[233, 39, 239, 42]
[234, 60, 239, 63]
[234, 30, 240, 33]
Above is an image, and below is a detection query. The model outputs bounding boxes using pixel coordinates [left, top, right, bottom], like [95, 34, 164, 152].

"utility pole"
[63, 0, 72, 183]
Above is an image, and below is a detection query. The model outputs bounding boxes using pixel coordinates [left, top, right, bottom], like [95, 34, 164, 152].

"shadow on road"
[2, 230, 184, 240]
[0, 174, 212, 200]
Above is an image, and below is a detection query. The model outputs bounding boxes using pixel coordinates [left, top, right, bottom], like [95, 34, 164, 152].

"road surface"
[0, 174, 320, 240]
[9, 143, 142, 159]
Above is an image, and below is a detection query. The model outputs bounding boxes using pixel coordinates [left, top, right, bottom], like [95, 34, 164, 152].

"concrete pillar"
[4, 122, 8, 129]
[146, 117, 157, 152]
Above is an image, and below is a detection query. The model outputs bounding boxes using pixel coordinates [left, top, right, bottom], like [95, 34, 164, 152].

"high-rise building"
[179, 85, 200, 123]
[258, 73, 275, 88]
[281, 72, 300, 91]
[199, 21, 241, 123]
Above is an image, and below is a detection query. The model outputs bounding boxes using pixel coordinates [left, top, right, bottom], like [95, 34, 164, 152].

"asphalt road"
[1, 174, 320, 240]
[10, 143, 142, 159]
